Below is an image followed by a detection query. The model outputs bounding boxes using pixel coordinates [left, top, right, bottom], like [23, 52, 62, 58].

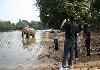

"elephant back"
[29, 28, 36, 34]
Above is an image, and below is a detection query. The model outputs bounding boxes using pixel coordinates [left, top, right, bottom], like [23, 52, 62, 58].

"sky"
[0, 0, 40, 23]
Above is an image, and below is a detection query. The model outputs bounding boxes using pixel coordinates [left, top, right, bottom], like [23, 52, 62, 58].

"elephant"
[22, 27, 36, 39]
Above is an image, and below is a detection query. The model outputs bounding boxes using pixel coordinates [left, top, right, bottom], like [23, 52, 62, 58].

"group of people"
[51, 15, 92, 70]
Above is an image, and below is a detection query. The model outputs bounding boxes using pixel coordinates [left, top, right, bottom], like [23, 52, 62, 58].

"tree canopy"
[36, 0, 95, 29]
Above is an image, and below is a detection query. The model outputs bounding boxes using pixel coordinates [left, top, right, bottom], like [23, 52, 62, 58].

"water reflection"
[22, 38, 36, 52]
[22, 38, 36, 46]
[35, 30, 53, 42]
[0, 30, 52, 68]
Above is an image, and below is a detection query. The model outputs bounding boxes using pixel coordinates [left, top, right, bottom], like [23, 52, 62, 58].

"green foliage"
[30, 20, 46, 29]
[0, 19, 45, 32]
[36, 0, 94, 28]
[90, 0, 100, 31]
[93, 0, 100, 11]
[16, 19, 30, 30]
[0, 20, 12, 31]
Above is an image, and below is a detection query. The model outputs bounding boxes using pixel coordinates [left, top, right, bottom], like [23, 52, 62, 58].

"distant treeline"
[0, 19, 48, 31]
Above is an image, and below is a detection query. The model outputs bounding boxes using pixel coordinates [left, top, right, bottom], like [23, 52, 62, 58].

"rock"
[18, 65, 22, 67]
[45, 55, 50, 58]
[97, 67, 100, 69]
[49, 47, 51, 50]
[54, 63, 58, 66]
[96, 48, 100, 52]
[50, 52, 52, 54]
[27, 59, 29, 60]
[90, 65, 93, 68]
[43, 60, 45, 62]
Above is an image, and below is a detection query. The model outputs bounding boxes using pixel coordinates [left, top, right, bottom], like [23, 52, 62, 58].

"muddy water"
[0, 30, 52, 69]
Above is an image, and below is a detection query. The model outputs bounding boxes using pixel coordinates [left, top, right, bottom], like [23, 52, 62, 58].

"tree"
[16, 19, 30, 30]
[36, 0, 94, 29]
[12, 23, 16, 30]
[30, 21, 46, 29]
[0, 20, 13, 31]
[93, 0, 100, 11]
[91, 0, 100, 31]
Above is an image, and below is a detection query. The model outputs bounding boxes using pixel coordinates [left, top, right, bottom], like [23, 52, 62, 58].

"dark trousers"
[85, 37, 91, 57]
[75, 42, 78, 58]
[62, 39, 75, 68]
[54, 39, 59, 50]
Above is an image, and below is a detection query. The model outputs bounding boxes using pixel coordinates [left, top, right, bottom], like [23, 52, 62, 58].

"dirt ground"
[29, 32, 100, 70]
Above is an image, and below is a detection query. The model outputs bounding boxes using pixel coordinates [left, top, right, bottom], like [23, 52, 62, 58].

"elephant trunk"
[26, 32, 30, 38]
[22, 31, 24, 38]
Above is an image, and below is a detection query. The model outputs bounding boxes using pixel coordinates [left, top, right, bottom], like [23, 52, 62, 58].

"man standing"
[83, 23, 91, 57]
[60, 15, 77, 70]
[51, 27, 59, 51]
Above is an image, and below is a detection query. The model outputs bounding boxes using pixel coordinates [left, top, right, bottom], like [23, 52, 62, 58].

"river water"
[0, 30, 52, 69]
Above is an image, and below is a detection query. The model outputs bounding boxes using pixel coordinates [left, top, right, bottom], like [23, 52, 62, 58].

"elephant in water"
[22, 27, 36, 39]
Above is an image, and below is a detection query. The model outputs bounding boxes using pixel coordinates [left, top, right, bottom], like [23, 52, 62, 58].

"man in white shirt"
[51, 28, 59, 51]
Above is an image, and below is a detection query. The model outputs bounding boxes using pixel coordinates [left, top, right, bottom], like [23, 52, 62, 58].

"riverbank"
[0, 31, 100, 70]
[30, 32, 100, 70]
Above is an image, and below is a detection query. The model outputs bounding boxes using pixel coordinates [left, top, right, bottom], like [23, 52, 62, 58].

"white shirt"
[51, 29, 59, 39]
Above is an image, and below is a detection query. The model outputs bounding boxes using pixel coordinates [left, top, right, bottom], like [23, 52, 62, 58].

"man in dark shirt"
[83, 23, 91, 57]
[60, 16, 77, 70]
